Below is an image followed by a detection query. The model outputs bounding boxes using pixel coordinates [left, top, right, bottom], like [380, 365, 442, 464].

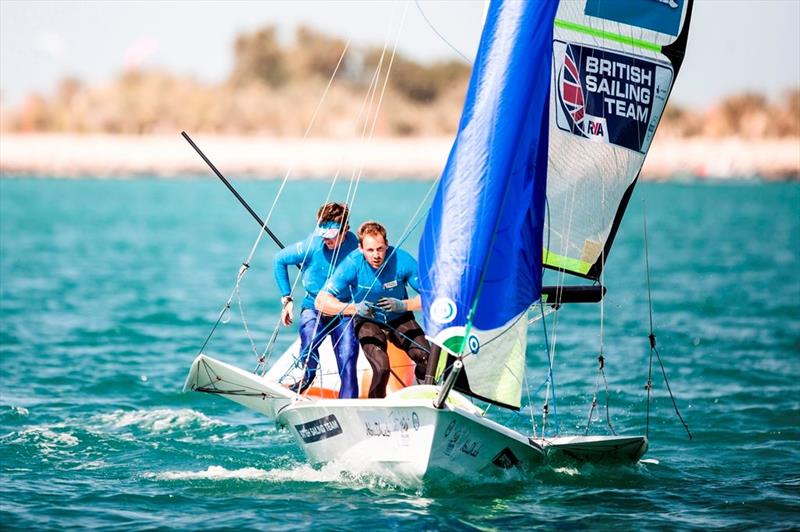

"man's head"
[316, 202, 350, 250]
[357, 221, 388, 269]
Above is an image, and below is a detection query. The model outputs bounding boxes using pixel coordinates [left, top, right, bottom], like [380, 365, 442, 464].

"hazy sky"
[1, 0, 799, 109]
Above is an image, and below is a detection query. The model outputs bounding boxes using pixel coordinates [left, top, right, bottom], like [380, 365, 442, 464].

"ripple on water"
[1, 180, 798, 529]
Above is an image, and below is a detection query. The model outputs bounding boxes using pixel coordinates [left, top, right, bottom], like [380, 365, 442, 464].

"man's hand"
[354, 301, 375, 318]
[280, 296, 294, 326]
[377, 297, 406, 313]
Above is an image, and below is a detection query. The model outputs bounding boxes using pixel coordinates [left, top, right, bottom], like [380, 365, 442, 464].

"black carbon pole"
[181, 131, 285, 250]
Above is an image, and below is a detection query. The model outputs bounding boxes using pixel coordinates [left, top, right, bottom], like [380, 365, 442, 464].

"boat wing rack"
[541, 285, 605, 305]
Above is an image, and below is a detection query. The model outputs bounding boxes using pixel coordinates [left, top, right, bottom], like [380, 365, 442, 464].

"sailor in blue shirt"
[273, 202, 359, 398]
[316, 221, 430, 398]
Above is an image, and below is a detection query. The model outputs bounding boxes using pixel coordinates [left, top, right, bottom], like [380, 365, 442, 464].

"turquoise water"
[1, 178, 798, 529]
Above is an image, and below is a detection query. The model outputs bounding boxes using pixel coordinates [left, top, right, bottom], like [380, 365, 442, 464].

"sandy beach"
[1, 133, 798, 180]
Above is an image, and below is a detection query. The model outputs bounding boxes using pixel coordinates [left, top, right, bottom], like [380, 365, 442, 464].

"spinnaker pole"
[181, 131, 286, 250]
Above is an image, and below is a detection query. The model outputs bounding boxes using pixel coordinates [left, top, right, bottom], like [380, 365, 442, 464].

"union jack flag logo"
[559, 44, 585, 133]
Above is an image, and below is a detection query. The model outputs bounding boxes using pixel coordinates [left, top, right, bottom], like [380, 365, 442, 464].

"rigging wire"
[538, 298, 558, 442]
[266, 2, 419, 392]
[302, 2, 412, 395]
[263, 37, 389, 381]
[540, 190, 574, 439]
[275, 0, 409, 380]
[259, 44, 390, 375]
[642, 197, 692, 440]
[413, 0, 473, 64]
[539, 183, 562, 441]
[585, 167, 617, 436]
[195, 39, 352, 360]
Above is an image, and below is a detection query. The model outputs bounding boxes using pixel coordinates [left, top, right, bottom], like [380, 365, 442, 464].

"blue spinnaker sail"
[418, 0, 558, 409]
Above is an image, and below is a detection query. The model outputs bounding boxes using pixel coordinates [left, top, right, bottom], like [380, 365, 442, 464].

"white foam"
[93, 408, 223, 433]
[640, 458, 660, 465]
[12, 406, 29, 416]
[208, 432, 240, 442]
[10, 426, 79, 455]
[144, 465, 272, 481]
[71, 460, 107, 471]
[551, 466, 581, 476]
[143, 462, 395, 487]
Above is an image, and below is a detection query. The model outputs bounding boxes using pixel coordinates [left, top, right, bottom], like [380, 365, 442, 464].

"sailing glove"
[377, 297, 406, 313]
[354, 301, 374, 318]
[280, 296, 294, 326]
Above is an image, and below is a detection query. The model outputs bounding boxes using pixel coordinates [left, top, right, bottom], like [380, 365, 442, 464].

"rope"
[522, 354, 538, 440]
[584, 161, 616, 436]
[197, 38, 352, 359]
[413, 0, 473, 63]
[642, 197, 692, 440]
[196, 302, 230, 356]
[539, 300, 559, 441]
[266, 4, 413, 394]
[643, 197, 655, 436]
[233, 264, 260, 359]
[584, 354, 617, 436]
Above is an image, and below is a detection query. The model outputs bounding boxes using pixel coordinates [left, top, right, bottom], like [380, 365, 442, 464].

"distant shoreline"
[1, 134, 798, 181]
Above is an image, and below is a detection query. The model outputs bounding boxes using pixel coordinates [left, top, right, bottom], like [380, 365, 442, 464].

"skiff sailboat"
[184, 0, 694, 483]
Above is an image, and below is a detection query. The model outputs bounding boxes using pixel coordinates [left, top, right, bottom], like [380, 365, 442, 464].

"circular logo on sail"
[467, 335, 480, 354]
[430, 297, 457, 324]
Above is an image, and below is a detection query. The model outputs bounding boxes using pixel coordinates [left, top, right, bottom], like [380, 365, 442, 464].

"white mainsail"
[545, 0, 693, 278]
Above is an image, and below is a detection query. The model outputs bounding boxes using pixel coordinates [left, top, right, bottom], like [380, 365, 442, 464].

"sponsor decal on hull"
[554, 40, 673, 154]
[442, 420, 482, 459]
[361, 411, 420, 447]
[294, 414, 343, 443]
[491, 447, 520, 470]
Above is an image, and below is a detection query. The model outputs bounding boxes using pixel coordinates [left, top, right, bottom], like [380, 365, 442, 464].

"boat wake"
[143, 462, 405, 490]
[92, 408, 224, 434]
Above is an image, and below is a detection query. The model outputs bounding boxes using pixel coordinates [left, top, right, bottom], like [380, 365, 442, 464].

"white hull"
[543, 434, 649, 463]
[184, 356, 648, 483]
[183, 354, 305, 418]
[275, 386, 544, 485]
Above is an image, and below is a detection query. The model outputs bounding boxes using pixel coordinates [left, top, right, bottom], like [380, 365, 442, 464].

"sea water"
[1, 178, 798, 529]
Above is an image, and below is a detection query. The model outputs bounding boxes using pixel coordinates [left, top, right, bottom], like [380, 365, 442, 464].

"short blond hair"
[357, 221, 387, 244]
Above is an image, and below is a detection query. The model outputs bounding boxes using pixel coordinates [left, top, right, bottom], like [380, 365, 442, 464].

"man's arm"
[377, 250, 422, 313]
[315, 255, 360, 316]
[315, 291, 358, 316]
[405, 295, 421, 311]
[273, 239, 309, 326]
[402, 251, 422, 311]
[272, 239, 308, 297]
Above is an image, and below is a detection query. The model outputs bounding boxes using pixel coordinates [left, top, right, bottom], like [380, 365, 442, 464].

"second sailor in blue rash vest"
[316, 221, 430, 399]
[272, 202, 359, 398]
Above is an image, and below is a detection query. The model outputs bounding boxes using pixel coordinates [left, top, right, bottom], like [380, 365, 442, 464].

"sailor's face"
[323, 225, 349, 249]
[360, 234, 387, 268]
